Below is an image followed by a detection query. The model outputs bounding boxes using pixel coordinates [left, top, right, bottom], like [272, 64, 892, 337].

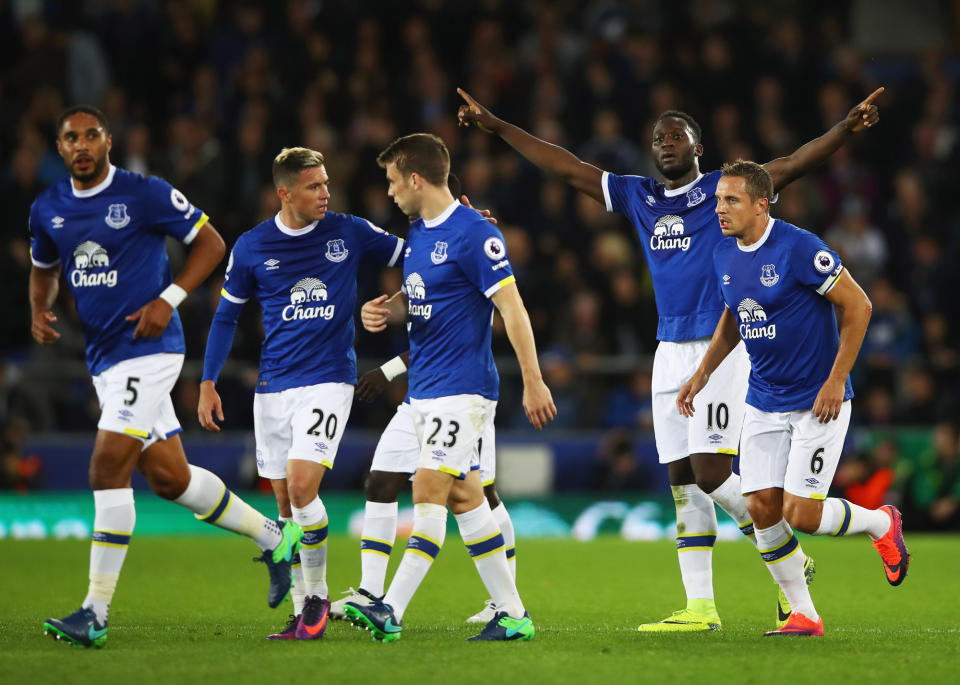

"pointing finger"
[859, 87, 884, 107]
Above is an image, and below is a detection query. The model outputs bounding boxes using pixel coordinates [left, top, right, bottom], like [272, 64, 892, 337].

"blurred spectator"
[592, 429, 651, 491]
[898, 421, 960, 530]
[0, 418, 44, 491]
[833, 438, 897, 510]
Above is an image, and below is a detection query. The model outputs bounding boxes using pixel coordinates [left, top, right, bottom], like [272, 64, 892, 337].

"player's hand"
[31, 310, 61, 344]
[523, 379, 557, 430]
[844, 87, 883, 133]
[126, 298, 174, 339]
[460, 194, 498, 225]
[457, 88, 500, 134]
[677, 370, 710, 417]
[361, 294, 391, 333]
[812, 377, 846, 423]
[356, 367, 390, 402]
[197, 380, 224, 432]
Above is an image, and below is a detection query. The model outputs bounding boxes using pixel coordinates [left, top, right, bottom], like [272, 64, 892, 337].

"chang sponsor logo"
[405, 272, 432, 320]
[71, 240, 118, 287]
[282, 277, 335, 321]
[737, 298, 776, 340]
[651, 215, 691, 251]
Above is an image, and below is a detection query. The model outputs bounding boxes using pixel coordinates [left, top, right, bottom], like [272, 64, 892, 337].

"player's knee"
[145, 466, 189, 500]
[782, 499, 818, 534]
[286, 475, 318, 508]
[365, 471, 400, 502]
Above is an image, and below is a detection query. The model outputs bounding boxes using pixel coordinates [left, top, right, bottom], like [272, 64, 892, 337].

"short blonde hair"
[272, 147, 325, 188]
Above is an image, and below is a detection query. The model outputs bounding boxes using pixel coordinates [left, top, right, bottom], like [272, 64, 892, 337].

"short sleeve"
[791, 230, 844, 296]
[221, 238, 253, 303]
[143, 175, 210, 244]
[28, 201, 60, 268]
[602, 172, 646, 215]
[458, 219, 515, 298]
[356, 217, 404, 266]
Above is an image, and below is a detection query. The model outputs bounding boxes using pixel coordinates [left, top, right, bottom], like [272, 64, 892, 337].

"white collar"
[737, 217, 776, 252]
[274, 213, 318, 236]
[662, 173, 704, 197]
[423, 199, 460, 228]
[71, 164, 117, 198]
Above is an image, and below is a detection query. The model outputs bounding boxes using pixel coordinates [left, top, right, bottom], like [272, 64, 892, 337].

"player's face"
[284, 165, 330, 222]
[385, 162, 419, 217]
[57, 113, 112, 183]
[715, 176, 765, 239]
[652, 117, 700, 180]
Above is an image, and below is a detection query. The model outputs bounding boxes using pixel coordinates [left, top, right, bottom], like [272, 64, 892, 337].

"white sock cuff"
[366, 500, 399, 517]
[755, 518, 792, 545]
[174, 464, 223, 506]
[711, 473, 740, 499]
[815, 498, 842, 536]
[291, 497, 327, 525]
[93, 488, 134, 508]
[413, 502, 447, 521]
[454, 500, 494, 538]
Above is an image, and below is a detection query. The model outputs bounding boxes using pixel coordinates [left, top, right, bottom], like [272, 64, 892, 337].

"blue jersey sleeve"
[458, 218, 515, 298]
[602, 172, 647, 215]
[28, 200, 60, 267]
[201, 296, 243, 383]
[143, 176, 210, 244]
[791, 230, 845, 296]
[355, 217, 404, 266]
[221, 239, 254, 303]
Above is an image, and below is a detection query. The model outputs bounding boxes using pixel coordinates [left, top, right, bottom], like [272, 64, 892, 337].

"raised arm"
[812, 270, 872, 423]
[29, 264, 62, 344]
[458, 88, 605, 205]
[764, 87, 883, 192]
[125, 222, 227, 339]
[491, 282, 557, 430]
[677, 307, 741, 417]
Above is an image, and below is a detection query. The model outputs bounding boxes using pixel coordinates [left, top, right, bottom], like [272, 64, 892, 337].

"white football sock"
[490, 502, 517, 582]
[383, 503, 446, 621]
[756, 519, 818, 620]
[707, 473, 757, 547]
[83, 488, 136, 624]
[814, 497, 890, 539]
[457, 500, 524, 619]
[292, 497, 329, 599]
[672, 484, 718, 609]
[359, 500, 398, 597]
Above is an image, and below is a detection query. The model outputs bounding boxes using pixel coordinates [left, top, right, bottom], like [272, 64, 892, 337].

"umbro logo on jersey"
[646, 195, 656, 206]
[404, 246, 412, 258]
[105, 203, 131, 229]
[51, 216, 65, 229]
[264, 259, 280, 270]
[723, 274, 731, 285]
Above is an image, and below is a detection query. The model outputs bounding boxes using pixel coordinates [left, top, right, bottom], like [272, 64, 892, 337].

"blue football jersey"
[603, 170, 726, 341]
[222, 212, 403, 393]
[403, 201, 514, 401]
[29, 165, 209, 374]
[713, 218, 853, 412]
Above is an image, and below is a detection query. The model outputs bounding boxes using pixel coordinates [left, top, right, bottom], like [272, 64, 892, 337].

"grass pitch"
[2, 534, 957, 684]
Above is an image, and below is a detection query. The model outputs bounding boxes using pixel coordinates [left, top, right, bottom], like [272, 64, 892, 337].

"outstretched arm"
[125, 223, 227, 339]
[764, 87, 883, 192]
[491, 283, 557, 429]
[813, 270, 872, 423]
[458, 88, 605, 204]
[677, 308, 741, 417]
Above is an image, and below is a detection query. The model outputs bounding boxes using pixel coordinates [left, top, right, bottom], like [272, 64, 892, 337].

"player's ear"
[694, 142, 704, 157]
[276, 186, 288, 203]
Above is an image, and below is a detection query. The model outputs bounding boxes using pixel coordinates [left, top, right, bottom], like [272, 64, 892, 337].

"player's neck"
[71, 163, 112, 191]
[418, 188, 456, 223]
[278, 206, 313, 230]
[662, 162, 701, 191]
[735, 215, 771, 247]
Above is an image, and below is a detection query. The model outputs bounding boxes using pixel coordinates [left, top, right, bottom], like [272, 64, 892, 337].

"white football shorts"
[409, 394, 496, 480]
[739, 401, 852, 500]
[92, 353, 184, 450]
[253, 382, 354, 479]
[652, 338, 750, 464]
[370, 401, 498, 485]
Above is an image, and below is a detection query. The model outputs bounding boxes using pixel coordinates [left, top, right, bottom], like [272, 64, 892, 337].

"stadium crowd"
[0, 1, 957, 515]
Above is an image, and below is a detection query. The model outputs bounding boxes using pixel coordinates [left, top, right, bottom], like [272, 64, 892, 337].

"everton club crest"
[431, 241, 448, 264]
[105, 203, 130, 229]
[760, 264, 779, 287]
[686, 187, 706, 207]
[325, 238, 348, 263]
